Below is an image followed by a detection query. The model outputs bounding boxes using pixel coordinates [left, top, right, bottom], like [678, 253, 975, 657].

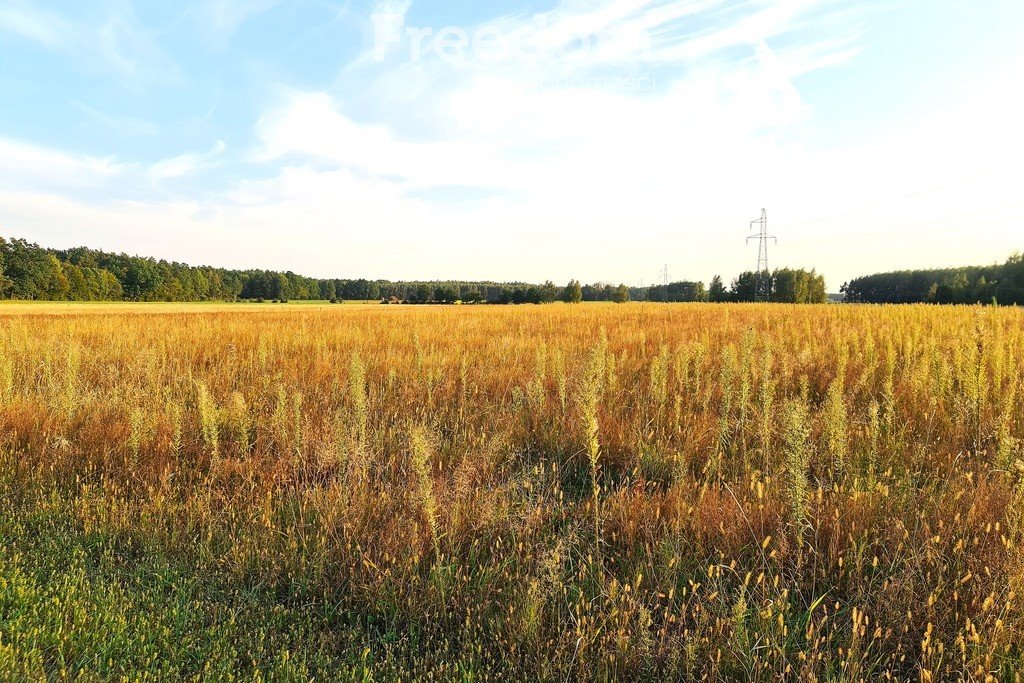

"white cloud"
[70, 100, 160, 136]
[148, 140, 228, 180]
[256, 92, 524, 190]
[2, 1, 1022, 287]
[255, 0, 854, 209]
[196, 0, 287, 45]
[206, 0, 283, 29]
[0, 137, 229, 195]
[0, 1, 67, 47]
[0, 138, 130, 190]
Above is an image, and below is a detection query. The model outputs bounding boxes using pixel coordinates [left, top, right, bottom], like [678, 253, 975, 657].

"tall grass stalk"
[783, 397, 810, 550]
[196, 381, 219, 461]
[581, 331, 608, 549]
[409, 426, 440, 558]
[824, 350, 848, 480]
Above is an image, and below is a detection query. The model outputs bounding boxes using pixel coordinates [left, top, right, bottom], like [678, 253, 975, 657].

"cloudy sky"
[1, 0, 1022, 288]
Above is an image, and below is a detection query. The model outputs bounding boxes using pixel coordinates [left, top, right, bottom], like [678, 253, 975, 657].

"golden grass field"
[1, 302, 1022, 681]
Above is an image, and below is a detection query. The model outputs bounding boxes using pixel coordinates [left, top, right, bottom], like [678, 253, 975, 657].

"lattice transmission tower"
[747, 209, 776, 302]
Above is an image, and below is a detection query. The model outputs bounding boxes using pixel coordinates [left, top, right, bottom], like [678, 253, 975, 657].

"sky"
[1, 0, 1022, 289]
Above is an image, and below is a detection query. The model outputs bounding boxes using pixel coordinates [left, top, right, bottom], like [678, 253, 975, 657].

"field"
[1, 302, 1022, 681]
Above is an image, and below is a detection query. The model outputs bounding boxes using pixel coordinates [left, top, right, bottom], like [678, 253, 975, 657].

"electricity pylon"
[747, 209, 776, 302]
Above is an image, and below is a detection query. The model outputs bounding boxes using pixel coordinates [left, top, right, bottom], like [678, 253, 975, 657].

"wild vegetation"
[1, 302, 1023, 681]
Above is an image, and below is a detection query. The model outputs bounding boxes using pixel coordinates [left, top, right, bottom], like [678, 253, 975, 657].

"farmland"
[1, 302, 1022, 681]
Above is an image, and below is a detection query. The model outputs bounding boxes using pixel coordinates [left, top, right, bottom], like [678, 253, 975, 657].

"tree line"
[842, 253, 1024, 304]
[0, 236, 628, 304]
[0, 235, 826, 305]
[648, 268, 827, 304]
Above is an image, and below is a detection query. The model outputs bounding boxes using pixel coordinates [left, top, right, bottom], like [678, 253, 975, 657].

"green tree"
[708, 275, 727, 302]
[124, 259, 163, 300]
[522, 286, 543, 304]
[540, 280, 559, 303]
[1, 238, 61, 299]
[40, 255, 70, 300]
[612, 283, 630, 303]
[434, 284, 460, 303]
[0, 238, 11, 297]
[319, 280, 337, 301]
[770, 268, 826, 303]
[64, 263, 91, 300]
[562, 279, 583, 304]
[731, 272, 759, 302]
[647, 281, 707, 303]
[0, 264, 11, 297]
[934, 272, 971, 304]
[807, 271, 827, 303]
[98, 269, 124, 300]
[270, 273, 291, 301]
[973, 276, 996, 303]
[412, 283, 434, 304]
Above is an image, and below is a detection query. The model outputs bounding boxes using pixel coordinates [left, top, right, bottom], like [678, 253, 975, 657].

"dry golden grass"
[1, 302, 1022, 681]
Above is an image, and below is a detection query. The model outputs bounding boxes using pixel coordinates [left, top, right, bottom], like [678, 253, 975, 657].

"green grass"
[0, 492, 514, 681]
[0, 498, 354, 681]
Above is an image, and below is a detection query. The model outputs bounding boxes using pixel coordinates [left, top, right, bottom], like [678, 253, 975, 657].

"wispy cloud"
[194, 0, 286, 45]
[0, 1, 179, 83]
[70, 100, 160, 137]
[0, 138, 130, 192]
[0, 1, 67, 48]
[256, 92, 513, 189]
[149, 140, 228, 180]
[263, 0, 866, 197]
[361, 0, 862, 73]
[0, 136, 228, 195]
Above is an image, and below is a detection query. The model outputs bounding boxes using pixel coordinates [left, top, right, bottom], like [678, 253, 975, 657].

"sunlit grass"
[0, 302, 1021, 681]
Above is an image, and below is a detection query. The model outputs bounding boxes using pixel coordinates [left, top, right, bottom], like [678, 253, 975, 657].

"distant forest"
[0, 235, 833, 305]
[842, 253, 1024, 304]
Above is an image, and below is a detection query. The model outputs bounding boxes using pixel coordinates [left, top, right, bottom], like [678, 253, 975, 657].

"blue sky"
[1, 0, 1022, 287]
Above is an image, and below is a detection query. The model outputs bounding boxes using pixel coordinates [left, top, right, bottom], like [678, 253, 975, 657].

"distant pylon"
[660, 264, 670, 286]
[747, 209, 776, 302]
